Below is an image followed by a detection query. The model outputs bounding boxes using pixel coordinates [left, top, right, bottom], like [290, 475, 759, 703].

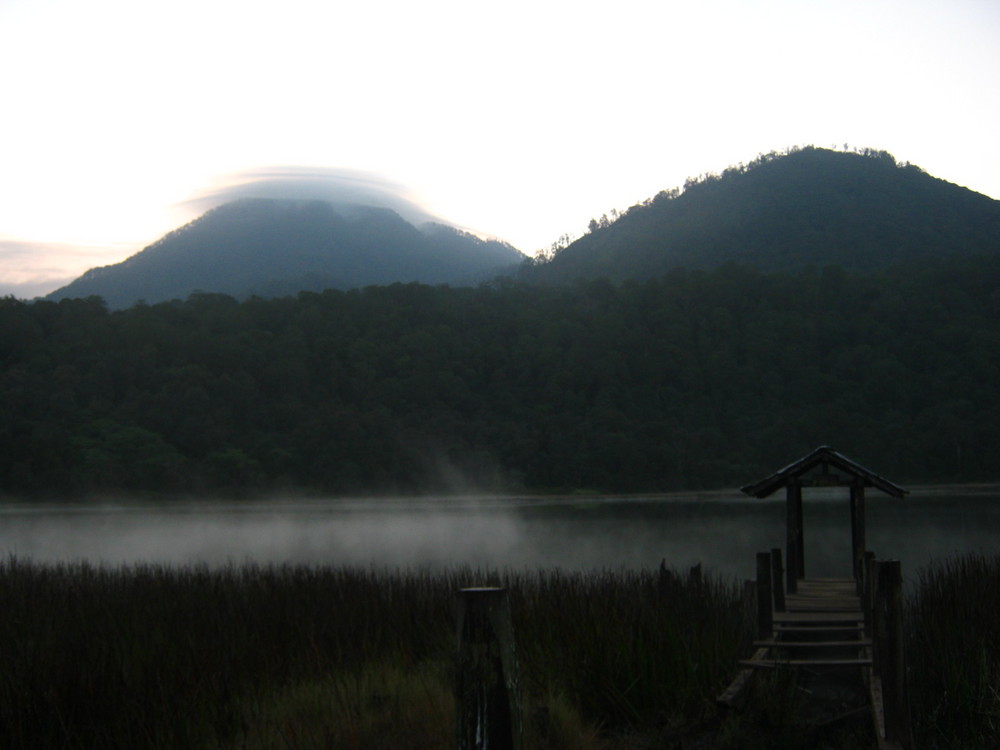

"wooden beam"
[740, 657, 873, 668]
[775, 624, 865, 633]
[717, 647, 768, 708]
[753, 639, 872, 648]
[773, 611, 864, 624]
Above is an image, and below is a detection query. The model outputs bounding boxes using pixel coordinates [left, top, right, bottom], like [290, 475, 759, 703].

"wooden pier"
[720, 447, 914, 749]
[744, 577, 870, 670]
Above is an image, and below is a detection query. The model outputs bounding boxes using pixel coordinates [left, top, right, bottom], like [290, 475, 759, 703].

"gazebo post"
[742, 447, 906, 590]
[850, 479, 866, 583]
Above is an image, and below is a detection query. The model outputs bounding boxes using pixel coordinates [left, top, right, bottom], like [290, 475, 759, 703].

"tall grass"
[5, 552, 993, 749]
[907, 552, 1000, 749]
[0, 558, 749, 750]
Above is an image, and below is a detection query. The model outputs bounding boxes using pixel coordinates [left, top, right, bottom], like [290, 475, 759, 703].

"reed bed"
[1, 552, 995, 749]
[906, 552, 1000, 749]
[0, 558, 748, 750]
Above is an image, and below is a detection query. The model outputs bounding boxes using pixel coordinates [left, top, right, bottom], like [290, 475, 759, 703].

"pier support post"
[770, 548, 785, 612]
[456, 587, 522, 750]
[862, 552, 876, 637]
[689, 562, 703, 586]
[874, 562, 914, 749]
[756, 552, 773, 640]
[786, 480, 803, 592]
[850, 480, 866, 587]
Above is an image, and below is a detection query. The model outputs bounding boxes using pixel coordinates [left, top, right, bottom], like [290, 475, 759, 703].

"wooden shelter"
[741, 446, 906, 592]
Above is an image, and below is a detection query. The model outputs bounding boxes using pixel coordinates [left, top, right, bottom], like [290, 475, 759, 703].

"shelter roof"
[740, 445, 907, 499]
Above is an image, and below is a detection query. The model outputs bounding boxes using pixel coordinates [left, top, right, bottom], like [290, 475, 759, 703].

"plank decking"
[739, 578, 870, 669]
[720, 575, 906, 749]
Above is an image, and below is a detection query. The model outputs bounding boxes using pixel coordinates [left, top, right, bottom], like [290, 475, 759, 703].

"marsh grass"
[0, 553, 994, 748]
[907, 552, 1000, 749]
[0, 558, 748, 749]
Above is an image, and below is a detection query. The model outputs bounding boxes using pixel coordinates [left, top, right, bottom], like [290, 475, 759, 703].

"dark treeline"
[3, 254, 999, 497]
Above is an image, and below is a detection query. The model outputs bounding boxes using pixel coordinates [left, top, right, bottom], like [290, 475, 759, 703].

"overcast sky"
[2, 0, 998, 298]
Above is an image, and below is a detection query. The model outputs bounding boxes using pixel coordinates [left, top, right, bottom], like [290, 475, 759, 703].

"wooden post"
[756, 552, 773, 640]
[742, 579, 756, 626]
[657, 558, 676, 594]
[689, 562, 703, 586]
[793, 481, 804, 579]
[862, 551, 876, 638]
[456, 588, 522, 750]
[786, 480, 803, 592]
[770, 548, 786, 612]
[850, 481, 866, 586]
[876, 561, 914, 749]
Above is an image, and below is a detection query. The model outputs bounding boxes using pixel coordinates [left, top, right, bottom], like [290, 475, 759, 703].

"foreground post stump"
[456, 587, 522, 750]
[875, 561, 914, 749]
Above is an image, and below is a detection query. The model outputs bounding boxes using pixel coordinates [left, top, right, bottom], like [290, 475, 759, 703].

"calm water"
[1, 487, 997, 582]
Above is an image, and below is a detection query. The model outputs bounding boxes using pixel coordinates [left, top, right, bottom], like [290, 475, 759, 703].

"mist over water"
[1, 488, 997, 581]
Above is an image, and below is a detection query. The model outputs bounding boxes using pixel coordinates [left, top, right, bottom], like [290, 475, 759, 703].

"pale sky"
[2, 0, 998, 298]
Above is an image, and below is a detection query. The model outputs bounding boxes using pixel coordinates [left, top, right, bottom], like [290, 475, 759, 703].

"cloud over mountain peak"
[179, 166, 446, 229]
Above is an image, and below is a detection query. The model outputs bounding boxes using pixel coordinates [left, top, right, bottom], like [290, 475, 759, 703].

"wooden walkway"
[741, 578, 871, 670]
[719, 566, 912, 750]
[733, 451, 913, 748]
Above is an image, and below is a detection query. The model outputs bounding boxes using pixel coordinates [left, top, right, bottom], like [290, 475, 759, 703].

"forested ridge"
[523, 147, 1000, 281]
[4, 252, 999, 497]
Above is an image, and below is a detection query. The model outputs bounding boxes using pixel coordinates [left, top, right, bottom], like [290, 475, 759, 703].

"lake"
[1, 486, 997, 582]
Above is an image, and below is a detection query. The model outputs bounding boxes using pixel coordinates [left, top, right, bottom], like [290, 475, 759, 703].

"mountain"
[522, 147, 1000, 282]
[47, 199, 525, 309]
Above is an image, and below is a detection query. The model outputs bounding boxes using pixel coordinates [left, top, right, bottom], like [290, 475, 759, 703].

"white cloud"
[178, 167, 447, 228]
[0, 238, 134, 298]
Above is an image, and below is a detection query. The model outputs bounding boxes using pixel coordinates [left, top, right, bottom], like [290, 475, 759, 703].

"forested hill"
[4, 253, 1000, 497]
[522, 147, 1000, 282]
[46, 199, 525, 309]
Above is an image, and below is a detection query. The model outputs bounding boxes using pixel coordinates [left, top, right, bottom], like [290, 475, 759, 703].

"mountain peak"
[47, 198, 525, 309]
[523, 146, 1000, 282]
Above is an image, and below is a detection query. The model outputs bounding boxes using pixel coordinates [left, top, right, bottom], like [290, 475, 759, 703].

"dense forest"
[4, 251, 999, 497]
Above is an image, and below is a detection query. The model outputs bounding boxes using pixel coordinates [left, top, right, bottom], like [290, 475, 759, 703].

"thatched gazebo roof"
[741, 445, 907, 499]
[740, 446, 906, 588]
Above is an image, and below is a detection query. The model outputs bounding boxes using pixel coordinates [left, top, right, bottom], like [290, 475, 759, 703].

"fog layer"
[2, 490, 996, 581]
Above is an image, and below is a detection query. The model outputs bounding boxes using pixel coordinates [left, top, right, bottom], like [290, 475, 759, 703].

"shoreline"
[2, 481, 999, 508]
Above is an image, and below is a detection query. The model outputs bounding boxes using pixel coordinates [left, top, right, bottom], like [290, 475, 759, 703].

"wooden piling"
[689, 562, 703, 586]
[756, 552, 773, 640]
[862, 552, 876, 636]
[786, 480, 803, 592]
[742, 579, 756, 625]
[456, 587, 522, 750]
[770, 548, 786, 612]
[850, 481, 866, 585]
[875, 561, 914, 749]
[658, 558, 678, 594]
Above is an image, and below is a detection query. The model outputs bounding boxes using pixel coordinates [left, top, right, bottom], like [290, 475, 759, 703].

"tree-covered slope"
[523, 147, 1000, 282]
[5, 253, 1000, 497]
[46, 199, 524, 309]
